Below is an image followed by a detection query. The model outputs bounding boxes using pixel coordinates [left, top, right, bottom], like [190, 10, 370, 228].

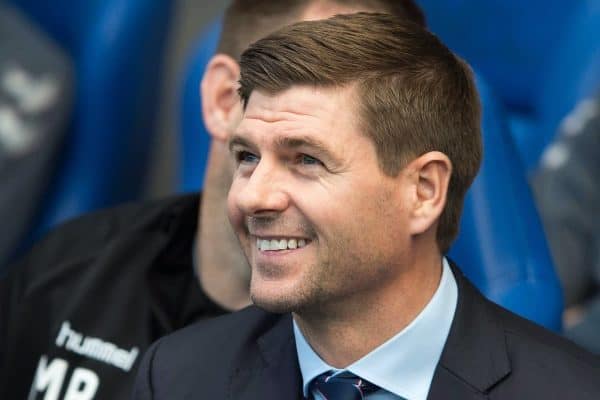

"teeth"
[256, 238, 307, 251]
[260, 239, 270, 251]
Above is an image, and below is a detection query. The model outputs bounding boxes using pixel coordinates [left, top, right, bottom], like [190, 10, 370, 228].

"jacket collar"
[229, 312, 303, 400]
[427, 262, 511, 399]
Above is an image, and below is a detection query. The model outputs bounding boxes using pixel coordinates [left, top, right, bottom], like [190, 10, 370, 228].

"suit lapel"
[229, 313, 303, 400]
[428, 263, 511, 400]
[428, 368, 491, 400]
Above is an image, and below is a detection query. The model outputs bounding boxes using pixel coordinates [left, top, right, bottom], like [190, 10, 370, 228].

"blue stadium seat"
[416, 1, 599, 172]
[528, 1, 600, 170]
[449, 76, 562, 331]
[416, 0, 578, 114]
[8, 0, 175, 237]
[180, 20, 222, 192]
[180, 20, 563, 331]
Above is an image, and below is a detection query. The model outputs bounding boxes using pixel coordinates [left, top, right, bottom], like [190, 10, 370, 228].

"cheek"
[293, 182, 374, 243]
[338, 182, 405, 243]
[226, 181, 243, 228]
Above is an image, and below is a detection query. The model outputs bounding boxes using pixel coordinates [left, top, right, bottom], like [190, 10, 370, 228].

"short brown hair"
[238, 13, 482, 253]
[217, 0, 426, 61]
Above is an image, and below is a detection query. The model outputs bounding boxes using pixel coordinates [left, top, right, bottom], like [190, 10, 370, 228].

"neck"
[196, 142, 251, 311]
[294, 246, 443, 368]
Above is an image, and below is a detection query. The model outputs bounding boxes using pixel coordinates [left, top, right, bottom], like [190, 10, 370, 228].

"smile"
[255, 237, 310, 251]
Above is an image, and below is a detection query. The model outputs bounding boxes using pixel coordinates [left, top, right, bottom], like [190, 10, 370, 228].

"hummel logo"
[55, 321, 139, 372]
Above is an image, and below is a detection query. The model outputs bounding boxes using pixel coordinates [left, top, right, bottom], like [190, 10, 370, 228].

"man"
[0, 1, 426, 399]
[133, 13, 600, 400]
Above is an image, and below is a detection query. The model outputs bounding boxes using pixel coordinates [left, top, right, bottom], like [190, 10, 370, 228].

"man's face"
[227, 86, 414, 313]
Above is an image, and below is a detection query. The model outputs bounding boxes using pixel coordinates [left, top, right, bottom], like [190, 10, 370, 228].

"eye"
[236, 150, 259, 165]
[298, 154, 323, 166]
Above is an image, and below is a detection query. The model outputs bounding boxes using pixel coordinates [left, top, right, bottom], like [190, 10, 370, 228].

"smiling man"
[134, 13, 600, 400]
[0, 2, 428, 399]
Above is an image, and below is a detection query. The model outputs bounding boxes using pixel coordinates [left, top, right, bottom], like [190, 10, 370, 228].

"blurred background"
[0, 0, 598, 348]
[141, 0, 225, 199]
[0, 0, 226, 265]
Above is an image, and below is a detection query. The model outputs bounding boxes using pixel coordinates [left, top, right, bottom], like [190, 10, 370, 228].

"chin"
[249, 279, 310, 314]
[251, 296, 296, 314]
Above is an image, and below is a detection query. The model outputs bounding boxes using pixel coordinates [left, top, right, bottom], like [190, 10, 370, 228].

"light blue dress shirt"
[293, 258, 458, 400]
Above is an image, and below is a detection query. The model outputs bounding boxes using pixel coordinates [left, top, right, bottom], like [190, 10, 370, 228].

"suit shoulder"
[490, 301, 600, 391]
[163, 306, 278, 342]
[137, 306, 287, 397]
[496, 302, 598, 364]
[149, 306, 284, 368]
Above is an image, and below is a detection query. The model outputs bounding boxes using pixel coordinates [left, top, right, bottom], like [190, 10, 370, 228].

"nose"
[231, 159, 290, 216]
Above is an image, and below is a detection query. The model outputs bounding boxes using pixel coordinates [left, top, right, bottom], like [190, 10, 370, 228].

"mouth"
[254, 236, 312, 252]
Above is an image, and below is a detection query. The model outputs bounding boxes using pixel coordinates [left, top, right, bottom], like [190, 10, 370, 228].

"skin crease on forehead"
[301, 1, 377, 20]
[227, 85, 443, 367]
[196, 1, 401, 312]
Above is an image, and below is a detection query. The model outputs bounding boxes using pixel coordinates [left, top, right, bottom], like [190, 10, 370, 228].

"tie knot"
[308, 371, 379, 400]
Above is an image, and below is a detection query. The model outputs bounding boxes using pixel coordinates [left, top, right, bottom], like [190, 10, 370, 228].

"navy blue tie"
[308, 371, 380, 400]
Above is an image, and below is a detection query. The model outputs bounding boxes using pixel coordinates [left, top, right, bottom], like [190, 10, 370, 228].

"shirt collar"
[293, 257, 458, 400]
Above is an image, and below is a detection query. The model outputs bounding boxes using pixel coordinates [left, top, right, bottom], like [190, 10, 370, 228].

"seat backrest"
[417, 1, 599, 173]
[449, 75, 563, 331]
[179, 20, 221, 192]
[8, 0, 175, 237]
[416, 0, 577, 113]
[0, 4, 74, 270]
[532, 0, 600, 169]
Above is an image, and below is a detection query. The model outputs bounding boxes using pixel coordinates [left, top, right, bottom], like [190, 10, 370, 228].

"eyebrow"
[228, 135, 253, 153]
[228, 133, 342, 167]
[279, 136, 343, 166]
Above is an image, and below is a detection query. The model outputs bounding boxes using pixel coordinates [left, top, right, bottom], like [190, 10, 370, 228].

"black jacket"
[133, 264, 600, 400]
[0, 194, 226, 399]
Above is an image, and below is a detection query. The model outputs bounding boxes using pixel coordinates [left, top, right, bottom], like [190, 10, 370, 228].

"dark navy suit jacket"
[133, 265, 600, 399]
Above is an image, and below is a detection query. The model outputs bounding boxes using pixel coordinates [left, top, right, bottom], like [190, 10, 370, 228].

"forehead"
[300, 2, 378, 21]
[236, 85, 360, 144]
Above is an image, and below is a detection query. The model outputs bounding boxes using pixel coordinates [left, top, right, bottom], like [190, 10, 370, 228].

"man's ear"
[405, 151, 452, 236]
[201, 54, 242, 142]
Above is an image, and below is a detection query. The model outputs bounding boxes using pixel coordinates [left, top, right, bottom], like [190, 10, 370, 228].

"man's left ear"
[406, 151, 452, 235]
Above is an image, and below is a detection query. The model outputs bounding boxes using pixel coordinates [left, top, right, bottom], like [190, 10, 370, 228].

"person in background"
[0, 1, 426, 399]
[532, 93, 600, 353]
[133, 13, 600, 400]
